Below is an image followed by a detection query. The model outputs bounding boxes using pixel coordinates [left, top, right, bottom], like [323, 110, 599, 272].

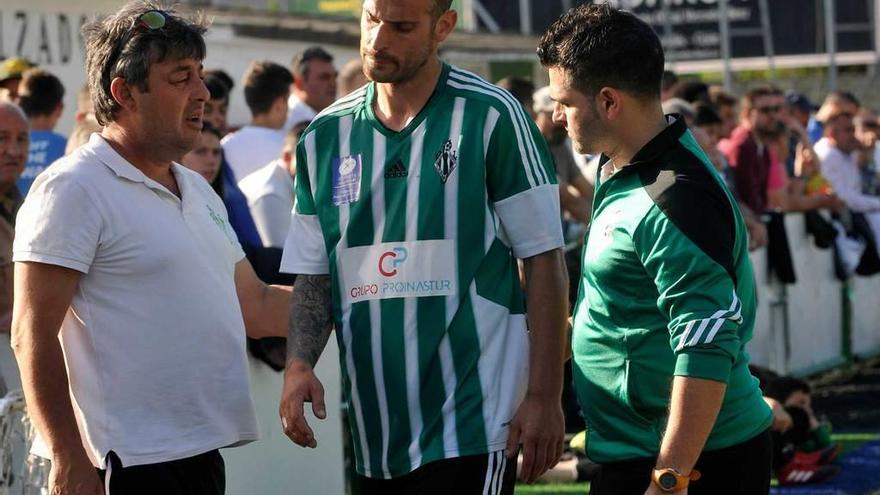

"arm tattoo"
[287, 274, 333, 368]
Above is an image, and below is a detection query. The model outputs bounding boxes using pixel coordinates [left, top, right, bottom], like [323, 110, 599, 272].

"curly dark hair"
[537, 3, 664, 100]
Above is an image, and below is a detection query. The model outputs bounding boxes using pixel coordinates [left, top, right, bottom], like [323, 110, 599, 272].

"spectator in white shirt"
[816, 113, 880, 257]
[239, 121, 309, 248]
[816, 114, 879, 212]
[221, 61, 292, 181]
[283, 47, 336, 131]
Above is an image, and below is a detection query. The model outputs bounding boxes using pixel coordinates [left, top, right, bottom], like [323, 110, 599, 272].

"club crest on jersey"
[433, 139, 458, 184]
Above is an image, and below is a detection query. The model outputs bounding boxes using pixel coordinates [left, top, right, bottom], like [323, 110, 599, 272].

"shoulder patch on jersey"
[637, 148, 738, 283]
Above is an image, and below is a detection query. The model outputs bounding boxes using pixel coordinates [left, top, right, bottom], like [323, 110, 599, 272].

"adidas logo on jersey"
[384, 159, 408, 179]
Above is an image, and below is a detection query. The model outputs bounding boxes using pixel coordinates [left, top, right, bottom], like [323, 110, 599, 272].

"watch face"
[659, 472, 678, 490]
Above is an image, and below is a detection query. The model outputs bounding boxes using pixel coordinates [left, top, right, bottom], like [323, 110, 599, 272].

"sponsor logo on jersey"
[433, 138, 458, 183]
[384, 159, 408, 179]
[378, 247, 408, 277]
[339, 240, 457, 304]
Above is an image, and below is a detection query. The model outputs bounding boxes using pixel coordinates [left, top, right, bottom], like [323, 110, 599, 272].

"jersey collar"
[598, 113, 688, 180]
[364, 62, 451, 140]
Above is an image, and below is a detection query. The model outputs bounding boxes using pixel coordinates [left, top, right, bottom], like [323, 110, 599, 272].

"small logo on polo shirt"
[206, 204, 237, 245]
[384, 159, 408, 179]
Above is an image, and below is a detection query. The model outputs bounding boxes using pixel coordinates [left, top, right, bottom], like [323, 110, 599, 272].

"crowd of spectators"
[1, 42, 878, 488]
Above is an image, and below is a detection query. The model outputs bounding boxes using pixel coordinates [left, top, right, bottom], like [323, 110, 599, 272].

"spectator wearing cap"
[16, 69, 67, 196]
[0, 58, 34, 101]
[284, 46, 337, 131]
[533, 85, 592, 225]
[785, 91, 816, 136]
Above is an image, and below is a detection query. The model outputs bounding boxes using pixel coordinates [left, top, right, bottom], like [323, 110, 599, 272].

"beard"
[362, 43, 432, 85]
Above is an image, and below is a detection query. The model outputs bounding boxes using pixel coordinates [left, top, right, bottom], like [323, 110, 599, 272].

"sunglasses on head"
[105, 10, 169, 78]
[132, 9, 168, 32]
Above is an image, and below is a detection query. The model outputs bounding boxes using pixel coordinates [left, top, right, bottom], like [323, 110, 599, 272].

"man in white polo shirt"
[239, 121, 309, 249]
[10, 3, 290, 494]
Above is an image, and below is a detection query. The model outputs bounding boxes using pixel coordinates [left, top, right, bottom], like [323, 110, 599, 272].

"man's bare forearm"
[523, 249, 569, 398]
[13, 329, 85, 458]
[287, 274, 333, 369]
[655, 376, 727, 473]
[11, 263, 89, 461]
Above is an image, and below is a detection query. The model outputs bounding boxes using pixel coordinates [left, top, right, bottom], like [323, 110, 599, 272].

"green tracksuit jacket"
[571, 116, 772, 463]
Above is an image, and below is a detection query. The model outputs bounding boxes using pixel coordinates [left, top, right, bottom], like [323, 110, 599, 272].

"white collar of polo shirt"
[88, 133, 194, 203]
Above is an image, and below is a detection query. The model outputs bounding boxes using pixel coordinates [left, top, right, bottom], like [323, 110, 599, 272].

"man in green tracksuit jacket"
[539, 5, 773, 495]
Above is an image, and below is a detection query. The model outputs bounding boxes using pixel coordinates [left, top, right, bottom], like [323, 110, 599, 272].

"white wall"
[782, 214, 843, 373]
[224, 339, 345, 495]
[746, 213, 880, 375]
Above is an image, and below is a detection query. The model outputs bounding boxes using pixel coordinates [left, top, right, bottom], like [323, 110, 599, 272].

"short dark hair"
[674, 80, 710, 105]
[204, 74, 229, 102]
[242, 61, 293, 116]
[693, 103, 722, 127]
[83, 1, 207, 125]
[764, 376, 811, 403]
[742, 85, 784, 111]
[201, 122, 222, 141]
[291, 46, 334, 82]
[537, 4, 664, 99]
[17, 68, 65, 118]
[204, 68, 234, 92]
[495, 77, 535, 110]
[432, 0, 453, 19]
[710, 87, 738, 109]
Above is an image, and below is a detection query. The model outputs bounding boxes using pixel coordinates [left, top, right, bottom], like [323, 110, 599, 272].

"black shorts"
[356, 451, 516, 495]
[96, 449, 224, 495]
[588, 429, 772, 495]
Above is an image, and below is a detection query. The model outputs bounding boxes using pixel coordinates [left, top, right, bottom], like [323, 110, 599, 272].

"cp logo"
[378, 247, 408, 277]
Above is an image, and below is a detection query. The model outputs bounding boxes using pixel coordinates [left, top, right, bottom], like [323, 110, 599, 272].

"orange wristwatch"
[651, 468, 701, 492]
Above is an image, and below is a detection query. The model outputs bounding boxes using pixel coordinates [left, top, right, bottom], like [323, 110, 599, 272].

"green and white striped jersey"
[280, 63, 563, 479]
